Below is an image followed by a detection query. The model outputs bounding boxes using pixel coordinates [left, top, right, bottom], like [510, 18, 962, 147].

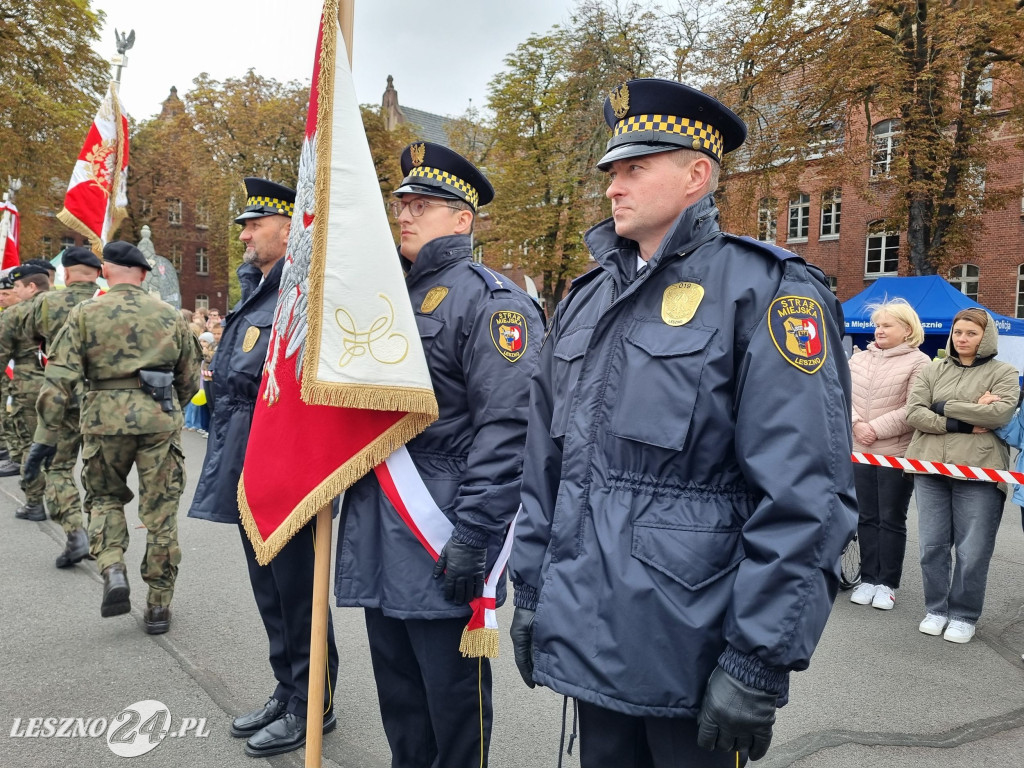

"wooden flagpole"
[305, 6, 354, 766]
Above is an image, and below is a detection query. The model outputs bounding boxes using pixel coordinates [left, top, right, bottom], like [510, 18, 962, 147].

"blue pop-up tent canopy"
[842, 275, 1024, 370]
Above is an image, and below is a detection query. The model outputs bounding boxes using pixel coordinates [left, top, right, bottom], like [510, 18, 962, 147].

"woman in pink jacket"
[849, 299, 930, 610]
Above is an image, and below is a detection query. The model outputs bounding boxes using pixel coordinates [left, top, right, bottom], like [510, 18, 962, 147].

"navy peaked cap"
[598, 78, 746, 170]
[235, 177, 296, 224]
[395, 142, 494, 210]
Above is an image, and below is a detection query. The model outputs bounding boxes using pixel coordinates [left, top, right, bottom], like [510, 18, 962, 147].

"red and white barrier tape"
[852, 452, 1024, 486]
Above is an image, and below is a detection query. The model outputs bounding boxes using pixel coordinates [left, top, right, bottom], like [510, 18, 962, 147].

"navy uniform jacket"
[335, 234, 542, 619]
[188, 260, 282, 523]
[511, 194, 857, 717]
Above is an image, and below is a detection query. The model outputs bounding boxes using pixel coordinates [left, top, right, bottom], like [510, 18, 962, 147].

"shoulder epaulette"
[721, 233, 804, 262]
[468, 262, 513, 292]
[569, 266, 605, 292]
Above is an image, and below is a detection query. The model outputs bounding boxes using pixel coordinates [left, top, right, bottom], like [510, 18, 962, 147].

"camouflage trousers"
[46, 406, 90, 535]
[0, 376, 13, 456]
[10, 384, 46, 504]
[82, 431, 186, 607]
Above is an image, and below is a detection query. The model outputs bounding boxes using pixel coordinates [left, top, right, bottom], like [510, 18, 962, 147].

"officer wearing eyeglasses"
[335, 142, 542, 768]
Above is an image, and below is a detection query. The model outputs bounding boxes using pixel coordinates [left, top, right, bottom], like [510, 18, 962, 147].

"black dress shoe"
[55, 528, 90, 568]
[100, 564, 131, 617]
[244, 711, 336, 757]
[15, 502, 45, 521]
[230, 697, 287, 738]
[144, 605, 171, 635]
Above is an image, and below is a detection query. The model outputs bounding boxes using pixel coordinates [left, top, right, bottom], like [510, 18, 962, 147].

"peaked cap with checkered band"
[394, 142, 494, 210]
[234, 177, 296, 224]
[597, 78, 746, 170]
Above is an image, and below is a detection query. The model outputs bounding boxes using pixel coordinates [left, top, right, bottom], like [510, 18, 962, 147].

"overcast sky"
[89, 0, 577, 121]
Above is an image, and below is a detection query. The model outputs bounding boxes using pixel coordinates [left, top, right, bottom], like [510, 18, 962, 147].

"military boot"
[100, 563, 131, 617]
[143, 605, 171, 635]
[0, 458, 20, 477]
[55, 528, 90, 568]
[15, 502, 45, 521]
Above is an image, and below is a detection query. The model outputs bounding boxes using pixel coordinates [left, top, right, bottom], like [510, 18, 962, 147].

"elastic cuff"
[717, 645, 789, 696]
[932, 400, 947, 416]
[513, 582, 539, 610]
[452, 521, 490, 548]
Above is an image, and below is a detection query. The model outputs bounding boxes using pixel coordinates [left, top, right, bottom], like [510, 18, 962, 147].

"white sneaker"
[872, 585, 895, 610]
[919, 613, 948, 636]
[850, 582, 877, 605]
[943, 620, 975, 644]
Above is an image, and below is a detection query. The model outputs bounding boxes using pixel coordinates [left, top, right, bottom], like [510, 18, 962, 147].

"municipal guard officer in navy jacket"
[335, 143, 541, 768]
[510, 79, 858, 766]
[188, 178, 339, 758]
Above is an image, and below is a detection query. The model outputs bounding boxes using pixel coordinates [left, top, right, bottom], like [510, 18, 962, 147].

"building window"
[820, 189, 841, 238]
[787, 193, 810, 242]
[169, 244, 182, 272]
[60, 236, 75, 251]
[195, 202, 210, 229]
[473, 245, 484, 264]
[865, 226, 900, 276]
[195, 247, 208, 275]
[825, 275, 838, 295]
[1017, 266, 1024, 318]
[168, 198, 182, 225]
[139, 198, 152, 219]
[975, 66, 993, 110]
[40, 237, 52, 257]
[871, 119, 899, 177]
[757, 198, 777, 243]
[194, 294, 209, 312]
[949, 264, 979, 302]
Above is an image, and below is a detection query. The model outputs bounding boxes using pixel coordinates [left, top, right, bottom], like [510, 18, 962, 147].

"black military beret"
[103, 241, 152, 271]
[61, 246, 103, 269]
[597, 78, 747, 170]
[9, 263, 49, 282]
[23, 258, 56, 274]
[235, 177, 296, 224]
[0, 270, 14, 290]
[394, 142, 494, 210]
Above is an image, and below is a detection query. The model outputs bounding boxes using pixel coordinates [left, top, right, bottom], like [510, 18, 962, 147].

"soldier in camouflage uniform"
[0, 270, 22, 476]
[23, 247, 103, 567]
[0, 264, 50, 520]
[26, 241, 201, 635]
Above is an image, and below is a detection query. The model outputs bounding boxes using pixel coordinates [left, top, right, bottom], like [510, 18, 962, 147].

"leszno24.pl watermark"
[10, 700, 209, 757]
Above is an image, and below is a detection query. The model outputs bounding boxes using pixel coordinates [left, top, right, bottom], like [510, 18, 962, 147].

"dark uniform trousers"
[364, 608, 492, 768]
[577, 702, 747, 768]
[239, 521, 339, 718]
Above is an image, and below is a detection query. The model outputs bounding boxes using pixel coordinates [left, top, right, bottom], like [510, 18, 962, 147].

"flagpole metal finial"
[6, 178, 21, 203]
[111, 29, 136, 84]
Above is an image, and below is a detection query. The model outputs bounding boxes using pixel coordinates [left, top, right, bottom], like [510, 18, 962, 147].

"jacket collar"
[402, 234, 473, 285]
[865, 341, 923, 357]
[583, 194, 721, 291]
[231, 259, 284, 317]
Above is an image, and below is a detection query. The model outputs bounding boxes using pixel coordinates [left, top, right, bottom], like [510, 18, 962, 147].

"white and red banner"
[0, 198, 19, 269]
[57, 81, 129, 256]
[853, 452, 1024, 485]
[238, 2, 437, 563]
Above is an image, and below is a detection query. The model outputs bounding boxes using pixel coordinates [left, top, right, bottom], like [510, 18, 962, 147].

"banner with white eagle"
[238, 2, 437, 565]
[0, 198, 19, 269]
[57, 82, 129, 256]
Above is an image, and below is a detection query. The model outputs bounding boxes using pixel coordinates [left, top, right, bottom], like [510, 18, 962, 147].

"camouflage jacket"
[35, 283, 202, 442]
[0, 295, 47, 391]
[25, 281, 102, 346]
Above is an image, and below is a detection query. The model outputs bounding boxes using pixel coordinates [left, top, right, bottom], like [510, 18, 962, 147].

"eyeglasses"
[388, 199, 459, 219]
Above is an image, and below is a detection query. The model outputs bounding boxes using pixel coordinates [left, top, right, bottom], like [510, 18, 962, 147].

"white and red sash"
[374, 445, 518, 658]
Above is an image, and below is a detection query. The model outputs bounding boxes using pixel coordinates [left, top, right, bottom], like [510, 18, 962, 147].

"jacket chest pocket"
[549, 328, 592, 439]
[609, 322, 716, 451]
[228, 308, 274, 381]
[416, 315, 446, 366]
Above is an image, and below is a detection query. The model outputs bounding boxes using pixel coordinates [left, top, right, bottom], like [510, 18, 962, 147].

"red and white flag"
[238, 3, 437, 563]
[0, 199, 18, 269]
[57, 82, 129, 256]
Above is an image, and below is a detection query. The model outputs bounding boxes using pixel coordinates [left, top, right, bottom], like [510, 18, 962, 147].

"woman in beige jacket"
[906, 308, 1019, 643]
[849, 299, 930, 611]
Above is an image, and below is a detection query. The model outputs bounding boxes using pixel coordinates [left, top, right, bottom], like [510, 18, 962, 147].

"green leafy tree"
[0, 0, 109, 254]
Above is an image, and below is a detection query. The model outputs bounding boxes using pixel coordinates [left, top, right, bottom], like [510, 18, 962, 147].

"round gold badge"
[242, 326, 261, 353]
[420, 286, 449, 314]
[661, 282, 704, 326]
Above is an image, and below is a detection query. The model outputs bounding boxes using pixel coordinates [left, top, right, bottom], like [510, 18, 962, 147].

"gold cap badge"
[661, 282, 704, 326]
[610, 83, 630, 119]
[420, 286, 449, 314]
[410, 143, 426, 167]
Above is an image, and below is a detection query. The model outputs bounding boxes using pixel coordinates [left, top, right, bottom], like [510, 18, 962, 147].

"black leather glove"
[23, 442, 56, 482]
[509, 607, 536, 688]
[697, 666, 777, 761]
[432, 538, 487, 605]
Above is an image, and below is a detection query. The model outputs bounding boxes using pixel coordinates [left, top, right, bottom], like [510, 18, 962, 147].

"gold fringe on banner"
[459, 627, 499, 659]
[55, 208, 102, 258]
